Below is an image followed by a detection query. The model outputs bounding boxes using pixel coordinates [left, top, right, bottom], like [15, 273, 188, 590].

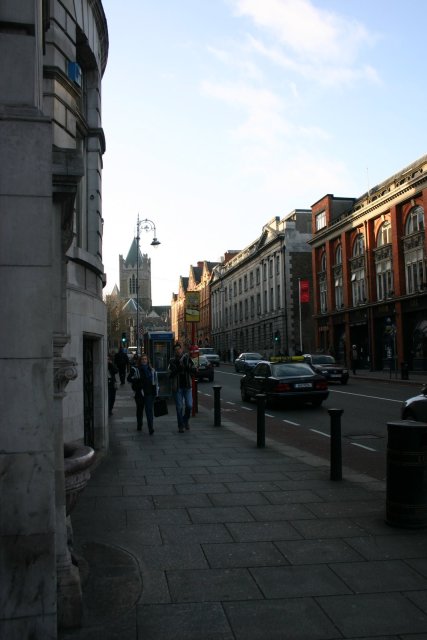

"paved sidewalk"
[60, 383, 427, 640]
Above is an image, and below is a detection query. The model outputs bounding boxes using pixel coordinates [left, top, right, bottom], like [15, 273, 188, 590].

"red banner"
[299, 279, 310, 303]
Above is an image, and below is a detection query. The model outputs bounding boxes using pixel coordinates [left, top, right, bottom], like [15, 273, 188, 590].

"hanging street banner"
[300, 279, 310, 303]
[185, 291, 200, 322]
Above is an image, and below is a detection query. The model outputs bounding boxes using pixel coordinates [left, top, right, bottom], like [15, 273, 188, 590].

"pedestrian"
[168, 342, 196, 433]
[107, 354, 118, 416]
[114, 346, 129, 385]
[127, 354, 159, 433]
[351, 344, 358, 374]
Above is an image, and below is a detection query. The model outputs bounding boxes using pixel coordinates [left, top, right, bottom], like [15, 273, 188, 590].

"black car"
[401, 384, 427, 421]
[304, 354, 349, 385]
[235, 352, 264, 373]
[195, 355, 214, 382]
[240, 360, 329, 407]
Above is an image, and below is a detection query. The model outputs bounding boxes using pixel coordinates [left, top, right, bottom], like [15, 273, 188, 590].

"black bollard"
[213, 385, 222, 427]
[328, 408, 344, 481]
[256, 394, 266, 448]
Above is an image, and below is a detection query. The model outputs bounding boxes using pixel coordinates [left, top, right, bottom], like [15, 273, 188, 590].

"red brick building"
[309, 154, 427, 372]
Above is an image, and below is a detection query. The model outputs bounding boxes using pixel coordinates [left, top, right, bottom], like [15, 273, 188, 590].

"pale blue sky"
[101, 0, 426, 305]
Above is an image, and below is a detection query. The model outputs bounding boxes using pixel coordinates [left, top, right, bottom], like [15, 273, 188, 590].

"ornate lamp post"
[135, 216, 161, 355]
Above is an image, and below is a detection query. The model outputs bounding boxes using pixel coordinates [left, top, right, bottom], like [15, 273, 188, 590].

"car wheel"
[341, 379, 348, 385]
[241, 386, 251, 402]
[209, 375, 214, 382]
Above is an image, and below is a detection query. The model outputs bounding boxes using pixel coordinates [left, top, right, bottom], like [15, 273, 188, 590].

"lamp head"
[151, 237, 161, 247]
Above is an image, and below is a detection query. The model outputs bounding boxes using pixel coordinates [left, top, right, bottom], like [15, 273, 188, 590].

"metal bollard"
[328, 408, 344, 481]
[213, 385, 222, 427]
[256, 394, 266, 448]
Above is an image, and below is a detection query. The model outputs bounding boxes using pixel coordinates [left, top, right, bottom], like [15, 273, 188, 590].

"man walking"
[168, 342, 196, 433]
[114, 346, 129, 385]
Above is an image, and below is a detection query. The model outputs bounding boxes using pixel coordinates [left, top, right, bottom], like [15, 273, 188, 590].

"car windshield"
[244, 353, 263, 360]
[198, 356, 209, 365]
[200, 348, 216, 355]
[271, 363, 315, 377]
[310, 355, 336, 365]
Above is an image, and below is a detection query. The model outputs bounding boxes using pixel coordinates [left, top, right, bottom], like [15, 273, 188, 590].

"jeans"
[174, 387, 192, 429]
[135, 393, 154, 432]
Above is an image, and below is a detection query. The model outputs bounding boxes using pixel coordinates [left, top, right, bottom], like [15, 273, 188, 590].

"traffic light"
[121, 332, 127, 344]
[274, 330, 280, 343]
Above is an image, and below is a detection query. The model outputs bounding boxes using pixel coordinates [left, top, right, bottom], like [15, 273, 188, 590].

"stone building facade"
[0, 1, 108, 635]
[309, 154, 427, 371]
[210, 212, 314, 360]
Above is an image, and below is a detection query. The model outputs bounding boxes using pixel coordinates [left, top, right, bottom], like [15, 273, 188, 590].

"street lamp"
[135, 216, 161, 355]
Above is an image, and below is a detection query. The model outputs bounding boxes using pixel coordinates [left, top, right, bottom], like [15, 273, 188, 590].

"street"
[196, 367, 421, 482]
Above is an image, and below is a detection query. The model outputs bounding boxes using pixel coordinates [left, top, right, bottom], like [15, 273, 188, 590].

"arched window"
[334, 245, 343, 309]
[351, 234, 366, 305]
[375, 222, 393, 300]
[353, 233, 365, 257]
[405, 205, 424, 234]
[319, 251, 327, 313]
[404, 206, 426, 293]
[377, 221, 391, 246]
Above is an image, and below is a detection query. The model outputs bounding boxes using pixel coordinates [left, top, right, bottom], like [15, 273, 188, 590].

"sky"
[101, 0, 427, 306]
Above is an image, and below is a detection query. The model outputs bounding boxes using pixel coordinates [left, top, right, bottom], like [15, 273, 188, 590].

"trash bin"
[401, 362, 409, 380]
[386, 420, 427, 528]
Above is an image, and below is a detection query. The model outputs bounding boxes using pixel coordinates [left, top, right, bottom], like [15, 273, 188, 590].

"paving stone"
[160, 523, 234, 545]
[250, 564, 351, 597]
[306, 499, 384, 519]
[167, 568, 262, 602]
[202, 541, 288, 568]
[208, 492, 270, 507]
[346, 533, 427, 560]
[262, 490, 323, 504]
[127, 508, 191, 527]
[247, 503, 316, 521]
[331, 559, 427, 593]
[291, 517, 366, 539]
[223, 597, 341, 640]
[136, 602, 233, 640]
[188, 506, 254, 524]
[226, 520, 301, 542]
[275, 538, 364, 564]
[317, 592, 427, 636]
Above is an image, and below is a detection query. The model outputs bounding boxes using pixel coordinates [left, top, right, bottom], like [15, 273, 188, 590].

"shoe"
[149, 429, 154, 435]
[184, 424, 190, 430]
[178, 428, 184, 433]
[137, 425, 142, 431]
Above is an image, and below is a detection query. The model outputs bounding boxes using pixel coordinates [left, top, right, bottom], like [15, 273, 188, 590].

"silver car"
[235, 352, 264, 373]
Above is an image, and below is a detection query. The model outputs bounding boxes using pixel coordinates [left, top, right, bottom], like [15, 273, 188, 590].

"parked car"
[198, 347, 220, 367]
[235, 352, 264, 373]
[304, 354, 349, 385]
[195, 355, 214, 382]
[401, 384, 427, 421]
[240, 359, 329, 407]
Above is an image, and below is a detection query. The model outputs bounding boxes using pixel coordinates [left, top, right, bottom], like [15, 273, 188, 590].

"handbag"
[153, 396, 168, 417]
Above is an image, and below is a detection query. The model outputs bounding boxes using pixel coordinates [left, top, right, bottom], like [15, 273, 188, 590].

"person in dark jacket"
[168, 342, 196, 433]
[127, 354, 159, 433]
[107, 354, 118, 416]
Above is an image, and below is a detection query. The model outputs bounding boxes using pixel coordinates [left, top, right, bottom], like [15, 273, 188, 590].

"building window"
[269, 260, 273, 278]
[320, 279, 327, 313]
[270, 287, 274, 309]
[375, 223, 393, 300]
[334, 275, 343, 309]
[244, 299, 248, 319]
[320, 252, 327, 271]
[406, 205, 424, 234]
[351, 269, 366, 305]
[233, 282, 237, 297]
[244, 274, 248, 291]
[276, 255, 280, 275]
[129, 274, 137, 295]
[263, 263, 267, 281]
[353, 233, 365, 257]
[257, 293, 261, 315]
[376, 259, 393, 300]
[335, 244, 342, 265]
[316, 210, 326, 230]
[256, 268, 260, 285]
[239, 278, 242, 294]
[403, 206, 425, 293]
[249, 271, 254, 288]
[239, 301, 243, 320]
[263, 290, 267, 312]
[377, 221, 391, 246]
[250, 296, 254, 317]
[277, 284, 281, 308]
